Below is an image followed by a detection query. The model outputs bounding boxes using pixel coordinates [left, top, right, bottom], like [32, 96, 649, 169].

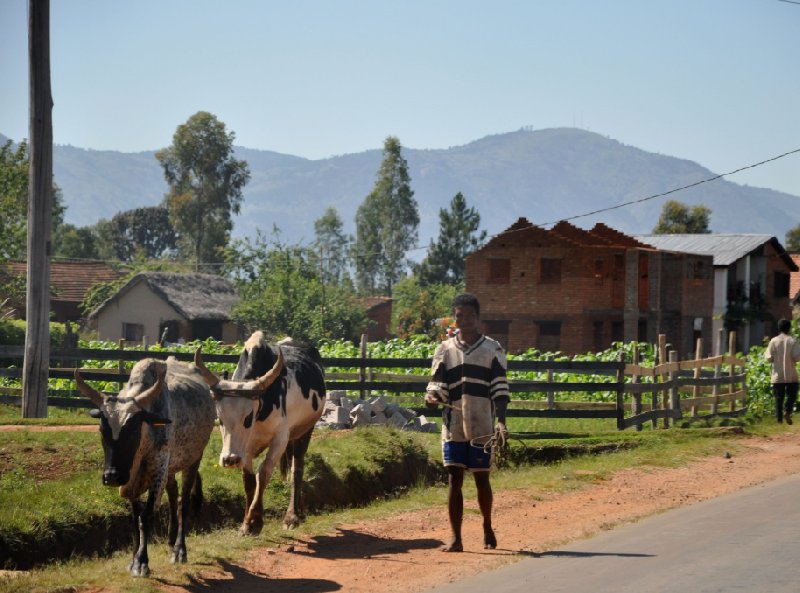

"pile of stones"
[318, 391, 440, 433]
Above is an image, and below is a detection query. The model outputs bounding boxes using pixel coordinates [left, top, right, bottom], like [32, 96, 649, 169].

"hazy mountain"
[4, 128, 799, 250]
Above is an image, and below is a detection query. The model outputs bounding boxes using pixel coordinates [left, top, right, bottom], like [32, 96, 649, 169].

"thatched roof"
[90, 272, 239, 321]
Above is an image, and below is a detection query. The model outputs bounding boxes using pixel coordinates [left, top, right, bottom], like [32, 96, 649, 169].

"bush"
[0, 320, 68, 347]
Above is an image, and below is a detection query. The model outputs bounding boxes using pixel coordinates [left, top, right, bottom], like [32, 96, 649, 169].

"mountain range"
[3, 128, 799, 251]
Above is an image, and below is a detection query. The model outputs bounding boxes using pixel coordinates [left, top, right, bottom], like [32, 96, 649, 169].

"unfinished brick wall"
[466, 218, 714, 356]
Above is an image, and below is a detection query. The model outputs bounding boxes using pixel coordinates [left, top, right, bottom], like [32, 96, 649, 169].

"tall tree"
[313, 207, 351, 285]
[106, 206, 177, 261]
[416, 192, 487, 286]
[354, 136, 419, 295]
[156, 111, 250, 270]
[225, 234, 366, 342]
[785, 224, 800, 252]
[0, 138, 64, 261]
[653, 200, 711, 234]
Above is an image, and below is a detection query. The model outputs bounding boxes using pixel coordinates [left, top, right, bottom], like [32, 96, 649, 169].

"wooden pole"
[692, 338, 703, 417]
[22, 0, 53, 418]
[631, 343, 642, 431]
[658, 334, 668, 429]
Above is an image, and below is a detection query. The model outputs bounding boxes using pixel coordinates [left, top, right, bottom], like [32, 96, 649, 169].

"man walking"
[765, 318, 800, 424]
[425, 293, 510, 551]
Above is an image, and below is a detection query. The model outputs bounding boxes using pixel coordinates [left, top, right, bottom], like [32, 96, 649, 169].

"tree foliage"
[392, 276, 460, 340]
[313, 207, 352, 285]
[353, 136, 419, 295]
[156, 112, 250, 269]
[0, 139, 66, 261]
[652, 200, 711, 234]
[106, 206, 177, 261]
[416, 192, 486, 286]
[785, 224, 800, 252]
[225, 233, 366, 343]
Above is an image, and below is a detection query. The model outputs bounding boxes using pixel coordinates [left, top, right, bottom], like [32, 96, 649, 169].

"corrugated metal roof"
[634, 234, 779, 267]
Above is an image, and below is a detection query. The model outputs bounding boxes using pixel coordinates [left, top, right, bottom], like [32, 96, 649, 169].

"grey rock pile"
[318, 392, 439, 433]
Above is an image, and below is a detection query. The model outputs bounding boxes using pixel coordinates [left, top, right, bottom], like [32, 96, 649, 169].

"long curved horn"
[254, 349, 284, 390]
[194, 347, 220, 387]
[74, 368, 105, 408]
[133, 363, 166, 408]
[205, 348, 284, 394]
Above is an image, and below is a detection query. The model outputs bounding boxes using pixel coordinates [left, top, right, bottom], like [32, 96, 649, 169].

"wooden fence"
[0, 333, 747, 430]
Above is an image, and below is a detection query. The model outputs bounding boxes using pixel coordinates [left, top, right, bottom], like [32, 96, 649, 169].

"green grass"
[0, 404, 95, 426]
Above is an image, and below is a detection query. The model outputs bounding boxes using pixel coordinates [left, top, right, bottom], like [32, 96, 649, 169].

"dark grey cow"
[75, 357, 215, 577]
[194, 332, 326, 534]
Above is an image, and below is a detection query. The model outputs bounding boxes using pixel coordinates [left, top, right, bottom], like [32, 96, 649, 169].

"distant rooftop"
[634, 234, 797, 270]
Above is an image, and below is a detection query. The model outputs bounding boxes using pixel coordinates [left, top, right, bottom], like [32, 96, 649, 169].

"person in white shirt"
[764, 318, 800, 424]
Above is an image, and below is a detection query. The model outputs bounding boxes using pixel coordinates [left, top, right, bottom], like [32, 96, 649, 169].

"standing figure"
[764, 318, 800, 424]
[425, 293, 510, 552]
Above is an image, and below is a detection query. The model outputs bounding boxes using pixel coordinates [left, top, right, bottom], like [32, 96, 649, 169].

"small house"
[88, 272, 243, 344]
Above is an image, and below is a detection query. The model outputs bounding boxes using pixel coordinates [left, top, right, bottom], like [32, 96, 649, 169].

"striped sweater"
[426, 335, 510, 444]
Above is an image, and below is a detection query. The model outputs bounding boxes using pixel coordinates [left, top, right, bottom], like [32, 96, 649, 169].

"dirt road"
[155, 429, 800, 593]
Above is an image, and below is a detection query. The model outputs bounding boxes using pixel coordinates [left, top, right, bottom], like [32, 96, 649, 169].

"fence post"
[118, 339, 126, 393]
[359, 334, 368, 400]
[658, 334, 668, 429]
[728, 331, 738, 412]
[546, 353, 555, 409]
[616, 351, 626, 430]
[669, 350, 681, 424]
[692, 338, 703, 417]
[631, 343, 642, 431]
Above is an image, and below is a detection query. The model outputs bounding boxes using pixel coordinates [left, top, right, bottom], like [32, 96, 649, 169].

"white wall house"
[89, 272, 243, 345]
[635, 234, 797, 354]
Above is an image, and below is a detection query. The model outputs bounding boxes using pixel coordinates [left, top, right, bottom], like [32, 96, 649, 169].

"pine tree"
[354, 136, 419, 294]
[416, 192, 486, 286]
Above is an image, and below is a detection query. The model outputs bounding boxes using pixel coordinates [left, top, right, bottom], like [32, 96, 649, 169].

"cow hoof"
[240, 521, 263, 536]
[129, 561, 150, 577]
[171, 548, 187, 564]
[282, 515, 301, 530]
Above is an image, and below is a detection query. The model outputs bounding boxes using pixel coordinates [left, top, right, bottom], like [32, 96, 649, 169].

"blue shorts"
[443, 440, 492, 472]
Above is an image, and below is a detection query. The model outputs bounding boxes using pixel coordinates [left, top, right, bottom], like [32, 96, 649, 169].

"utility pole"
[23, 0, 53, 418]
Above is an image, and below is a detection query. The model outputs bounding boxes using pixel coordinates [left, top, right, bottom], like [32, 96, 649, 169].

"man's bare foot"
[484, 528, 497, 549]
[441, 539, 464, 552]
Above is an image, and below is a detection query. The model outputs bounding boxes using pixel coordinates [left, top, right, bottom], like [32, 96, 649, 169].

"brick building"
[637, 234, 797, 353]
[464, 218, 714, 356]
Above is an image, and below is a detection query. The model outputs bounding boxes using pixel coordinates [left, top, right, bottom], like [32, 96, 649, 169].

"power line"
[538, 147, 800, 228]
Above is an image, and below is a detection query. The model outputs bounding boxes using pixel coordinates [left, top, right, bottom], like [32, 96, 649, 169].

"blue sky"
[1, 0, 799, 196]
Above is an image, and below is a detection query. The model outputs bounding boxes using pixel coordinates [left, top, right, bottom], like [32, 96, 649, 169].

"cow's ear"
[141, 410, 172, 427]
[89, 408, 102, 419]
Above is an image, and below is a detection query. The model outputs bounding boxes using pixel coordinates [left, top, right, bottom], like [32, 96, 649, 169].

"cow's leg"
[283, 429, 313, 529]
[128, 499, 142, 573]
[243, 432, 289, 535]
[240, 469, 258, 535]
[130, 491, 157, 577]
[166, 475, 179, 548]
[171, 461, 201, 564]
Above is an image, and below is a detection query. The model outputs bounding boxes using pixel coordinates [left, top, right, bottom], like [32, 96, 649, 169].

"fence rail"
[0, 333, 747, 430]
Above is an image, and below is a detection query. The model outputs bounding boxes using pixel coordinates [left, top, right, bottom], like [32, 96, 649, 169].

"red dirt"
[154, 429, 800, 593]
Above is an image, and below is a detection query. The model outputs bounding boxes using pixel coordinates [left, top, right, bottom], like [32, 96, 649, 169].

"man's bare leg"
[474, 471, 496, 549]
[443, 467, 464, 552]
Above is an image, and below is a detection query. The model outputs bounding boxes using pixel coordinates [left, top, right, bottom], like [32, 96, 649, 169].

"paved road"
[425, 472, 800, 593]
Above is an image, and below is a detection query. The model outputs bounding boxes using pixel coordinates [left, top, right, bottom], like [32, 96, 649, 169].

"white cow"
[195, 332, 326, 534]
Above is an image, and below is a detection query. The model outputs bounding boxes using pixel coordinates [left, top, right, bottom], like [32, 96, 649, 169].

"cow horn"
[74, 368, 105, 408]
[255, 349, 284, 390]
[133, 364, 166, 408]
[194, 347, 220, 387]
